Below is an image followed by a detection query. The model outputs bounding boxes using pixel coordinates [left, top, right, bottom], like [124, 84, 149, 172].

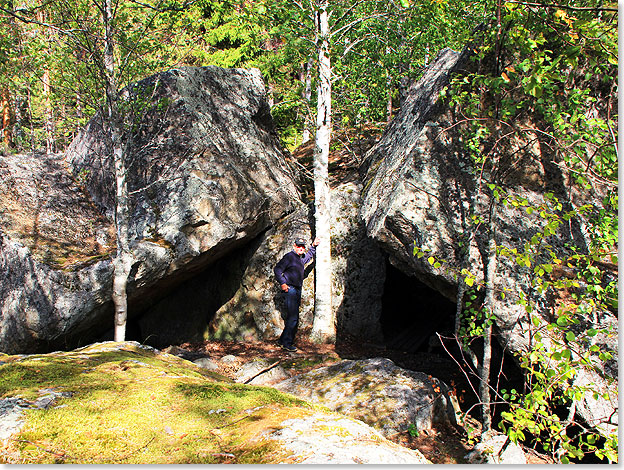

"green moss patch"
[0, 342, 313, 464]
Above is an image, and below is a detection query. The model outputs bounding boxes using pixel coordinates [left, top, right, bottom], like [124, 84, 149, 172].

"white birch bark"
[386, 46, 392, 123]
[302, 58, 313, 143]
[480, 234, 497, 435]
[38, 9, 54, 153]
[102, 0, 133, 342]
[43, 68, 54, 153]
[310, 0, 335, 343]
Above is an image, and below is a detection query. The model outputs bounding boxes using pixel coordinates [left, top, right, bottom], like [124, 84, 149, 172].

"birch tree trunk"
[480, 233, 497, 435]
[386, 47, 392, 124]
[102, 0, 133, 342]
[302, 58, 313, 143]
[38, 9, 54, 153]
[310, 0, 335, 343]
[43, 68, 54, 153]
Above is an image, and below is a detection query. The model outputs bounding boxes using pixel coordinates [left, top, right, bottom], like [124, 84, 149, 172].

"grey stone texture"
[359, 47, 617, 436]
[1, 66, 300, 353]
[207, 182, 385, 344]
[275, 357, 458, 437]
[264, 412, 430, 464]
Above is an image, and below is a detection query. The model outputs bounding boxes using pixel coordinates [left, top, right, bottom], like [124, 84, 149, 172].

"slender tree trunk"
[454, 280, 465, 337]
[310, 0, 334, 343]
[455, 231, 480, 369]
[38, 8, 54, 154]
[302, 58, 313, 143]
[43, 68, 54, 153]
[386, 86, 392, 124]
[102, 0, 133, 342]
[112, 123, 132, 342]
[0, 88, 13, 148]
[386, 47, 392, 123]
[27, 88, 35, 152]
[75, 50, 85, 120]
[480, 233, 497, 435]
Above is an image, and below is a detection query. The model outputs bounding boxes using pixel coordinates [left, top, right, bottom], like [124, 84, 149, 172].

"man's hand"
[312, 237, 320, 247]
[281, 283, 289, 292]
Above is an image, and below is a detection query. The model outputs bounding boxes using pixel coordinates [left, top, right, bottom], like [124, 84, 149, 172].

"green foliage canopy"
[437, 0, 617, 462]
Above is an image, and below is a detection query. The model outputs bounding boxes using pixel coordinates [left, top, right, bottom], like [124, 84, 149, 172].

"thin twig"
[10, 438, 70, 460]
[437, 335, 480, 400]
[243, 361, 282, 384]
[504, 0, 617, 12]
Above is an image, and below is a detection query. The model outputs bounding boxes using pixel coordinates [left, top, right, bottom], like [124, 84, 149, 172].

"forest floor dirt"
[177, 334, 553, 464]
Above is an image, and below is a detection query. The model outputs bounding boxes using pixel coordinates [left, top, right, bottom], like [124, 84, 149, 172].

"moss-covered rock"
[0, 341, 429, 464]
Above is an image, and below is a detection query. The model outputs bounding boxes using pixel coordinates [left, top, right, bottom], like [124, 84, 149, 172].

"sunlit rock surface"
[1, 66, 300, 354]
[275, 357, 458, 437]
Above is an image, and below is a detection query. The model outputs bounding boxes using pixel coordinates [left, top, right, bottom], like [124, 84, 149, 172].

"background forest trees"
[0, 0, 618, 463]
[0, 0, 486, 153]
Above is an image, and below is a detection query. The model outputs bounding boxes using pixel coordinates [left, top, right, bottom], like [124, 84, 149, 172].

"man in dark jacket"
[274, 236, 320, 352]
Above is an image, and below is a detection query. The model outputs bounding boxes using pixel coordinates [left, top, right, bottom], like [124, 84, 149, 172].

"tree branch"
[127, 0, 199, 12]
[330, 13, 386, 41]
[504, 0, 617, 12]
[329, 0, 371, 30]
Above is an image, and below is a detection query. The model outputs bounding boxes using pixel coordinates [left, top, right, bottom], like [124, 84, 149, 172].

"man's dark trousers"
[280, 286, 302, 348]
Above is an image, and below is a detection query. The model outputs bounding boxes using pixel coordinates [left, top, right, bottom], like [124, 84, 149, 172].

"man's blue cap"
[294, 238, 306, 247]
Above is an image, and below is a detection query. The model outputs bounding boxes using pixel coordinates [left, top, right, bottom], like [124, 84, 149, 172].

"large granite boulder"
[275, 357, 459, 437]
[359, 48, 617, 435]
[65, 66, 299, 262]
[0, 66, 300, 354]
[0, 153, 116, 353]
[330, 182, 386, 343]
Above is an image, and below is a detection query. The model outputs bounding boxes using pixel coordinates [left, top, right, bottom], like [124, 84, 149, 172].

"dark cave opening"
[380, 261, 456, 353]
[378, 260, 527, 428]
[131, 235, 263, 349]
[88, 232, 266, 350]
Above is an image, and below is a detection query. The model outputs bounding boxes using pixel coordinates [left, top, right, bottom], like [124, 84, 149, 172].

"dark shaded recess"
[380, 261, 456, 353]
[485, 345, 604, 464]
[379, 260, 526, 425]
[134, 233, 265, 349]
[459, 334, 526, 422]
[78, 230, 266, 349]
